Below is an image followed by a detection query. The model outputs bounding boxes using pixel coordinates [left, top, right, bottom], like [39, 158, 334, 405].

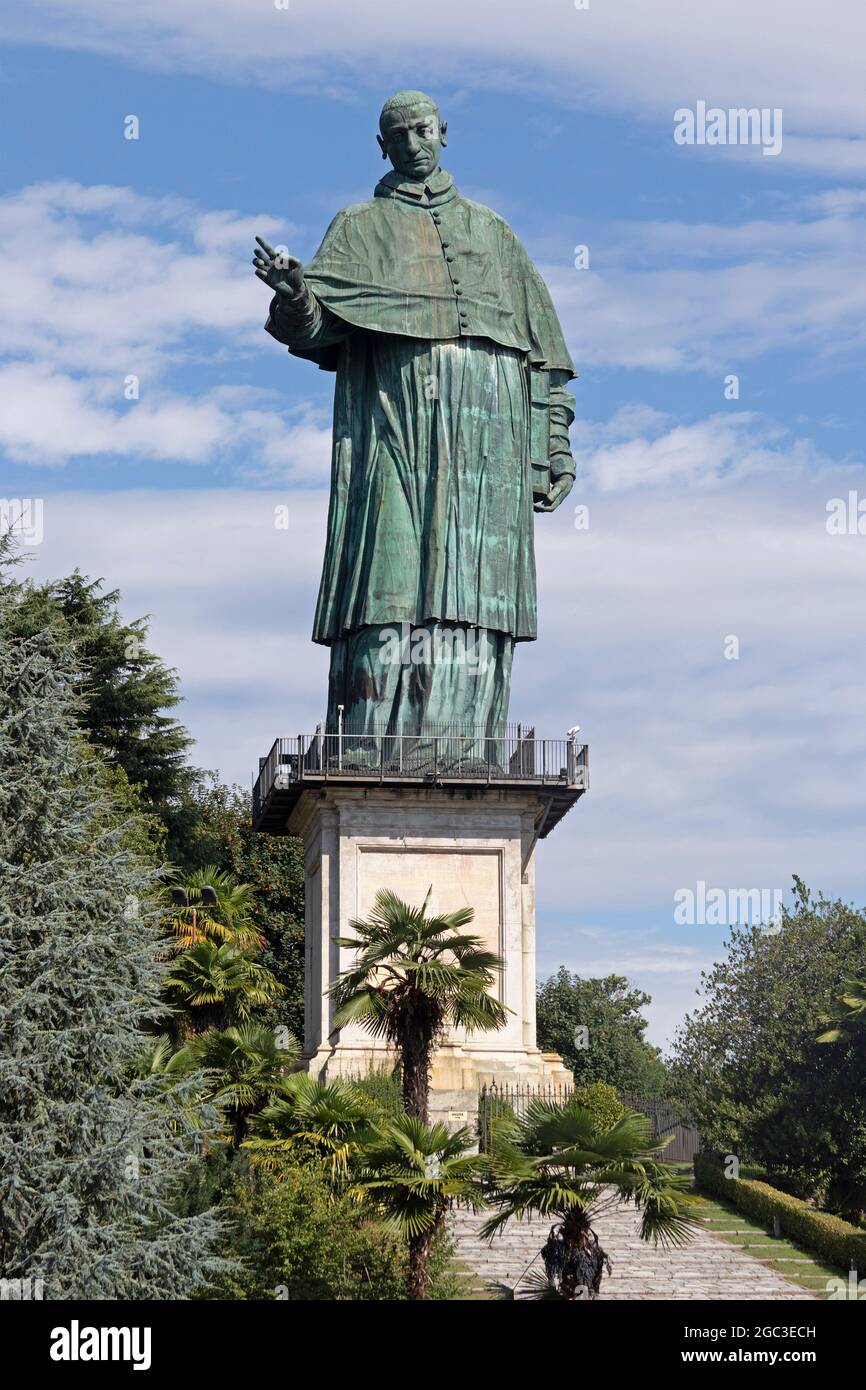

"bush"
[210, 1159, 407, 1300]
[205, 1155, 459, 1300]
[572, 1082, 625, 1131]
[694, 1152, 866, 1272]
[352, 1066, 403, 1114]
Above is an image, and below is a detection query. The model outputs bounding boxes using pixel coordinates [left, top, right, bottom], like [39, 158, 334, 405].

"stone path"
[451, 1201, 816, 1300]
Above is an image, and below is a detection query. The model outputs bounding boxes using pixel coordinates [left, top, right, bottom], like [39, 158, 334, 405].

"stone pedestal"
[288, 783, 572, 1119]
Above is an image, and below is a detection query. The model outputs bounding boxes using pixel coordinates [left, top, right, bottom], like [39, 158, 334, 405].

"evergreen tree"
[10, 566, 306, 1037]
[8, 570, 197, 857]
[0, 545, 224, 1298]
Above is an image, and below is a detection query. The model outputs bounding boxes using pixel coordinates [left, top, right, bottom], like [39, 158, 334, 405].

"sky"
[1, 0, 864, 1048]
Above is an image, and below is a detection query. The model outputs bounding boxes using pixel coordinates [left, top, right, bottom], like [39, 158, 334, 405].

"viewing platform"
[252, 725, 589, 839]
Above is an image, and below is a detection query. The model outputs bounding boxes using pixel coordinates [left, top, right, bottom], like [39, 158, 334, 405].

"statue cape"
[293, 168, 575, 376]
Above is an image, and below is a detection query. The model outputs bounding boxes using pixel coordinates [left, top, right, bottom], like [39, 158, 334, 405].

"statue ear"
[376, 133, 388, 160]
[439, 119, 448, 148]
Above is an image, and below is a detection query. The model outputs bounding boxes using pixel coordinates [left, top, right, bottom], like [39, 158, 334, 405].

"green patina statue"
[254, 91, 576, 738]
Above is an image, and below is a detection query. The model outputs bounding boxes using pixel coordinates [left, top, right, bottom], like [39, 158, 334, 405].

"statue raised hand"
[252, 235, 305, 301]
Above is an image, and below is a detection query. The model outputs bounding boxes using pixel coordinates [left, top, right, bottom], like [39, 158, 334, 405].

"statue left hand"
[534, 472, 574, 513]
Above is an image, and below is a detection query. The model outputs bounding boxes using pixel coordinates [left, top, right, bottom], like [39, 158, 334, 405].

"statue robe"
[266, 166, 576, 737]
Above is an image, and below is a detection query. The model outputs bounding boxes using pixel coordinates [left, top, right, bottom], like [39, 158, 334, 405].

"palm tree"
[330, 889, 509, 1121]
[133, 1033, 184, 1077]
[482, 1098, 698, 1300]
[164, 939, 284, 1035]
[174, 1023, 300, 1148]
[352, 1114, 488, 1300]
[163, 865, 263, 954]
[129, 1033, 215, 1138]
[246, 1073, 380, 1175]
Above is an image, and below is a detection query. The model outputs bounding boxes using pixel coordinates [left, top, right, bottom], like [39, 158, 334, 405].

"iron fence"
[478, 1082, 699, 1160]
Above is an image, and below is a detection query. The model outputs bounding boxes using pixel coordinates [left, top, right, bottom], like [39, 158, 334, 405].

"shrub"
[352, 1066, 403, 1115]
[206, 1156, 459, 1300]
[210, 1159, 407, 1300]
[572, 1082, 626, 1131]
[694, 1152, 866, 1272]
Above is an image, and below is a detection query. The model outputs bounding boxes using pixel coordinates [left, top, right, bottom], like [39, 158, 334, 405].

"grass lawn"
[689, 1186, 844, 1299]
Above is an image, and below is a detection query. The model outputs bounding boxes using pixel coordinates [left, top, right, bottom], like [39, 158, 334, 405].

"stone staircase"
[450, 1201, 816, 1300]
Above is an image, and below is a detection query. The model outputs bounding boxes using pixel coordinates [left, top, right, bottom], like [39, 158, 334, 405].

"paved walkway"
[451, 1201, 815, 1300]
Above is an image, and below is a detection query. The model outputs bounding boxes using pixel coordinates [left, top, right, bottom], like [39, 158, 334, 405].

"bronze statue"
[254, 91, 576, 737]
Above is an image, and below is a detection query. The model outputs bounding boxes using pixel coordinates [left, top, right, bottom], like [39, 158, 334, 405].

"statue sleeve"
[530, 366, 576, 497]
[549, 371, 576, 479]
[265, 288, 354, 356]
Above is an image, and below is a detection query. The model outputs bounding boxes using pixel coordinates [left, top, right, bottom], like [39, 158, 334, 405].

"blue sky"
[2, 0, 865, 1046]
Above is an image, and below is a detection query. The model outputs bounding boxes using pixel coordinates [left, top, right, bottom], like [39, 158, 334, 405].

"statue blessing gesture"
[254, 91, 576, 738]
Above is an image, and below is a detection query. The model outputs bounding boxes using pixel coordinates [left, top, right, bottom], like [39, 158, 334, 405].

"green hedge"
[694, 1152, 866, 1271]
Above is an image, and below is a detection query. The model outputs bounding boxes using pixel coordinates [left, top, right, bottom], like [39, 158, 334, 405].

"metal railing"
[252, 724, 588, 822]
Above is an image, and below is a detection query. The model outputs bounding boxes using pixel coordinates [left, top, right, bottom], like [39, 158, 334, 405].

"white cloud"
[549, 197, 866, 372]
[4, 179, 866, 477]
[572, 408, 831, 491]
[5, 1, 866, 158]
[0, 181, 276, 377]
[781, 136, 866, 178]
[0, 181, 334, 478]
[537, 929, 718, 1048]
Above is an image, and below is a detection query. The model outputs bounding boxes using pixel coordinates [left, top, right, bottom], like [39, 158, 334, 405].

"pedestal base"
[289, 783, 573, 1121]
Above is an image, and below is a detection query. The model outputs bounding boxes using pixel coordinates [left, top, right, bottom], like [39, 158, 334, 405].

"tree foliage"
[0, 547, 223, 1297]
[352, 1115, 486, 1299]
[8, 570, 196, 841]
[536, 968, 667, 1093]
[208, 1159, 408, 1302]
[669, 879, 866, 1220]
[11, 568, 306, 1036]
[172, 780, 305, 1040]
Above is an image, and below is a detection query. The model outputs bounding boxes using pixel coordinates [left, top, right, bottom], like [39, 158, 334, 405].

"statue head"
[377, 90, 447, 180]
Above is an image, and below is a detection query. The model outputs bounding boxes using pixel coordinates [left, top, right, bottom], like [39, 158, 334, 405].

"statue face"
[378, 105, 446, 180]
